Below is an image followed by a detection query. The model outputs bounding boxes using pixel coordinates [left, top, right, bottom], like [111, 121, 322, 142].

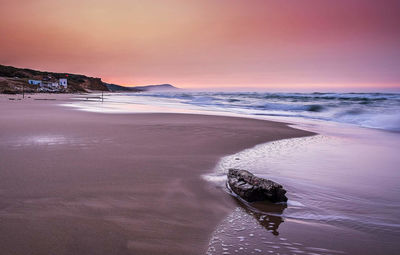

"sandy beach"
[2, 1, 399, 253]
[0, 94, 313, 255]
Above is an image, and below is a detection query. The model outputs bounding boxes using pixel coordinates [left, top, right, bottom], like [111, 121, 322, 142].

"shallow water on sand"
[204, 125, 400, 255]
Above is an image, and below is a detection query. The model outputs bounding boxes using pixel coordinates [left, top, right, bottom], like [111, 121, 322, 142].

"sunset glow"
[1, 0, 399, 90]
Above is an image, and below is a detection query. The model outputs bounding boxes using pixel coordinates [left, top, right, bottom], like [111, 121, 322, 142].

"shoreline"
[0, 95, 314, 255]
[205, 120, 400, 254]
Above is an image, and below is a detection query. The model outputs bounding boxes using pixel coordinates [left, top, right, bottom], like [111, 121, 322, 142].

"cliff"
[0, 64, 109, 93]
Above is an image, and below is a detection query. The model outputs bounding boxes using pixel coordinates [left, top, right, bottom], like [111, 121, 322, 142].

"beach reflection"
[235, 199, 287, 236]
[206, 201, 346, 255]
[5, 134, 114, 151]
[206, 199, 287, 255]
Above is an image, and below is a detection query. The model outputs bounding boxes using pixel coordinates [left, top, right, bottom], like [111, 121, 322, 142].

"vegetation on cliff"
[0, 64, 108, 93]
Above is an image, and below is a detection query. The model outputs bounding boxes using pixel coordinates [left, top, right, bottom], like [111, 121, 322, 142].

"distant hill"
[0, 64, 109, 93]
[105, 83, 179, 92]
[103, 83, 142, 92]
[134, 84, 178, 91]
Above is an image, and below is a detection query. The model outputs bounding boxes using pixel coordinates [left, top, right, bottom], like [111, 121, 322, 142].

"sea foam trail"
[203, 123, 400, 255]
[205, 131, 400, 233]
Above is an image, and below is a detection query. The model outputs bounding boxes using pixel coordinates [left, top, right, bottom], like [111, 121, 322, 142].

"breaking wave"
[127, 92, 400, 132]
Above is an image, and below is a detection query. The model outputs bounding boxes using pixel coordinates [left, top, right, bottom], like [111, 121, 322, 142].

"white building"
[27, 78, 68, 91]
[41, 81, 58, 88]
[28, 80, 42, 86]
[59, 78, 68, 88]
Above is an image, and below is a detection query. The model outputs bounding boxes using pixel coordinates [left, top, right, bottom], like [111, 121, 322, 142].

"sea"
[64, 91, 400, 255]
[67, 91, 400, 131]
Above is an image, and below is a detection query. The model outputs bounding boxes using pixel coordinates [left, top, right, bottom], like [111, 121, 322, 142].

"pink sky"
[1, 0, 399, 90]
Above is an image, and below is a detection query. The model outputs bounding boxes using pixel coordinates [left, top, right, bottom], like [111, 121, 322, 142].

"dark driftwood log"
[227, 169, 288, 203]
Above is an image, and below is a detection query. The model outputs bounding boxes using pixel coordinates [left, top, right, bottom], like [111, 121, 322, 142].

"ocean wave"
[307, 104, 325, 112]
[126, 92, 400, 131]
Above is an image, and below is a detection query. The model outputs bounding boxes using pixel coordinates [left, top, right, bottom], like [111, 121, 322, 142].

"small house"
[28, 80, 42, 86]
[42, 81, 59, 88]
[59, 78, 68, 88]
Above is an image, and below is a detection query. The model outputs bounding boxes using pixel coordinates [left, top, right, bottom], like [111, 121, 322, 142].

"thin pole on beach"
[22, 83, 25, 99]
[102, 91, 104, 102]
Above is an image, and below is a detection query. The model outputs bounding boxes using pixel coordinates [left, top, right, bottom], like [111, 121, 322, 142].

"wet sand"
[0, 94, 313, 255]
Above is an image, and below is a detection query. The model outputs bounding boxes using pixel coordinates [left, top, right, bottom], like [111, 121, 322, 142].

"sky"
[1, 0, 400, 91]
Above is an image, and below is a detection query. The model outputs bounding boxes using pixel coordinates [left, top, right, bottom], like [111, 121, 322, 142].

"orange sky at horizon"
[1, 0, 400, 91]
